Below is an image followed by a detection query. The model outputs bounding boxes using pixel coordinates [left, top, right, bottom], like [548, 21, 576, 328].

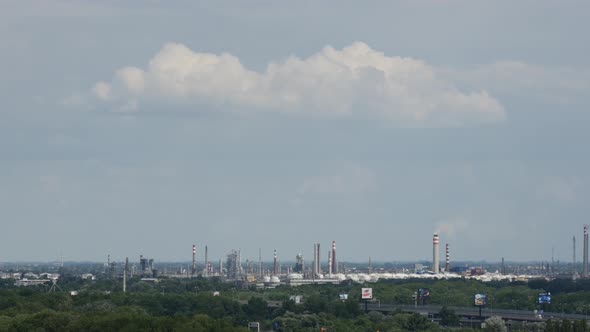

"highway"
[365, 304, 589, 322]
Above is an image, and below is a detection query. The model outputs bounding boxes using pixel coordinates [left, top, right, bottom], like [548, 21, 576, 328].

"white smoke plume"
[91, 42, 505, 127]
[435, 218, 469, 237]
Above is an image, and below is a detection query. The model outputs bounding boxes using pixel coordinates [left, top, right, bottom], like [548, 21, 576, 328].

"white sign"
[361, 288, 373, 300]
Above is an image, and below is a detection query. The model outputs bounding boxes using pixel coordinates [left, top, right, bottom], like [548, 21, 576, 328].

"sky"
[1, 1, 589, 263]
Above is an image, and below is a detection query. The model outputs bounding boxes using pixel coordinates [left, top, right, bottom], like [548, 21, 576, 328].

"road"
[366, 304, 588, 322]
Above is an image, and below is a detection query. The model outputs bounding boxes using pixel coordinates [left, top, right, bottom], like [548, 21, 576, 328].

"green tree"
[438, 305, 460, 326]
[561, 319, 573, 332]
[303, 295, 328, 314]
[484, 316, 507, 332]
[391, 312, 435, 331]
[244, 297, 267, 321]
[574, 319, 588, 332]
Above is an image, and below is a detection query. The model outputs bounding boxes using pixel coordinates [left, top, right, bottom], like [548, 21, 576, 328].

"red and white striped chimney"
[433, 234, 439, 274]
[445, 243, 450, 272]
[331, 241, 337, 274]
[328, 250, 332, 276]
[192, 244, 196, 275]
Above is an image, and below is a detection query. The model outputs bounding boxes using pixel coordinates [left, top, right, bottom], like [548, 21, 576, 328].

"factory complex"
[3, 226, 589, 289]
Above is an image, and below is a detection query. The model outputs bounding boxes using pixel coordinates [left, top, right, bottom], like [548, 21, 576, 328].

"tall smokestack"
[316, 243, 322, 274]
[273, 249, 278, 275]
[123, 257, 128, 293]
[192, 244, 196, 276]
[258, 248, 262, 278]
[433, 234, 440, 274]
[204, 245, 208, 277]
[312, 244, 317, 276]
[584, 225, 589, 277]
[445, 243, 449, 272]
[331, 241, 337, 274]
[237, 250, 242, 276]
[328, 250, 332, 276]
[572, 236, 576, 278]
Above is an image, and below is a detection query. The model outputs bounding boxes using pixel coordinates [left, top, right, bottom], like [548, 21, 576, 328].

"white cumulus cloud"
[91, 42, 505, 126]
[92, 82, 112, 101]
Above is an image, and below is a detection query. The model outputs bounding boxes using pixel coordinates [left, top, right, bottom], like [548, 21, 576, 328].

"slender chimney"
[328, 250, 332, 276]
[316, 243, 322, 274]
[240, 250, 244, 276]
[123, 257, 128, 293]
[584, 225, 589, 277]
[258, 248, 262, 278]
[273, 249, 278, 275]
[192, 244, 196, 276]
[312, 244, 317, 276]
[433, 234, 440, 274]
[301, 254, 305, 274]
[204, 245, 208, 277]
[572, 235, 576, 278]
[331, 241, 337, 274]
[445, 243, 450, 272]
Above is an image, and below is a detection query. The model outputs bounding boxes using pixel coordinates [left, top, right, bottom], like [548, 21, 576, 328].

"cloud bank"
[92, 42, 505, 126]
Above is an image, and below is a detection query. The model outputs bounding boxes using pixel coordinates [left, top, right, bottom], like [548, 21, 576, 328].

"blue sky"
[1, 1, 589, 263]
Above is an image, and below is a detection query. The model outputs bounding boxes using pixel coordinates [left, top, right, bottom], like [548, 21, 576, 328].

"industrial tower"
[433, 234, 440, 274]
[331, 241, 337, 274]
[273, 249, 278, 275]
[573, 236, 576, 276]
[445, 243, 449, 272]
[584, 225, 589, 277]
[312, 244, 317, 276]
[204, 245, 208, 277]
[123, 257, 128, 293]
[328, 250, 332, 276]
[312, 243, 321, 277]
[192, 244, 196, 276]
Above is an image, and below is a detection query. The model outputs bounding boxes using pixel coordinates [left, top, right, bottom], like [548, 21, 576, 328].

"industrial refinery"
[2, 225, 589, 289]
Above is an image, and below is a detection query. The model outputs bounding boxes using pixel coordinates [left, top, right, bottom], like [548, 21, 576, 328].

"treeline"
[2, 275, 590, 330]
[0, 310, 246, 332]
[0, 287, 440, 331]
[528, 278, 590, 294]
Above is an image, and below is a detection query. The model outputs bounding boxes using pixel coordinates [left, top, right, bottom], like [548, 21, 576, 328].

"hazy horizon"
[1, 1, 589, 262]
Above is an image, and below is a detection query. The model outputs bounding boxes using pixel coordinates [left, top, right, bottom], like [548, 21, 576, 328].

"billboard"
[361, 288, 373, 300]
[474, 294, 487, 306]
[538, 292, 551, 304]
[418, 288, 430, 298]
